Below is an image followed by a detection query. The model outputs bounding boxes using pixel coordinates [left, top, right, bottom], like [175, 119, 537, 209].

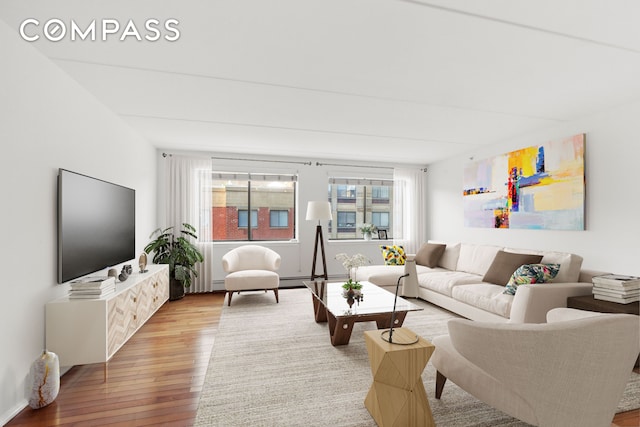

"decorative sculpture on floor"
[28, 350, 60, 409]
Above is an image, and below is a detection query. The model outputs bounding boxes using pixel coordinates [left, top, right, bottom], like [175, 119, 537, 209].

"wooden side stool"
[364, 328, 435, 426]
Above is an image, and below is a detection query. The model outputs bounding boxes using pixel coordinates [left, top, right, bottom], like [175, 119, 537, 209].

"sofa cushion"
[504, 248, 583, 283]
[380, 245, 406, 265]
[451, 283, 514, 318]
[482, 251, 544, 286]
[355, 265, 405, 287]
[503, 263, 560, 295]
[456, 244, 503, 276]
[416, 264, 444, 275]
[417, 271, 484, 297]
[438, 242, 461, 270]
[415, 243, 446, 268]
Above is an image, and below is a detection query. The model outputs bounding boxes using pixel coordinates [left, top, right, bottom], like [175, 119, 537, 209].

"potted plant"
[359, 223, 377, 240]
[144, 223, 204, 300]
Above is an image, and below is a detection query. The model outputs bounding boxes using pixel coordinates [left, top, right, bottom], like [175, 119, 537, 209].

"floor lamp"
[306, 201, 332, 281]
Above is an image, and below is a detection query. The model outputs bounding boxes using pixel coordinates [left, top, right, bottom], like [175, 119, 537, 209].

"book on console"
[70, 276, 116, 290]
[69, 285, 116, 298]
[69, 284, 116, 295]
[69, 289, 116, 299]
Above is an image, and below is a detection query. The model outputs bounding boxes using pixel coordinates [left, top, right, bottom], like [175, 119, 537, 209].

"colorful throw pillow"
[380, 245, 406, 266]
[503, 263, 561, 295]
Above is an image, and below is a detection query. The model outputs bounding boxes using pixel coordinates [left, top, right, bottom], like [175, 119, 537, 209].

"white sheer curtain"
[392, 167, 427, 254]
[165, 155, 214, 293]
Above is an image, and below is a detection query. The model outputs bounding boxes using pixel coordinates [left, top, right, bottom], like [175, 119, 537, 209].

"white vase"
[28, 350, 60, 409]
[364, 232, 372, 241]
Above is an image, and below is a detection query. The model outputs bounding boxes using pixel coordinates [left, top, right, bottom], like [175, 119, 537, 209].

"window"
[238, 210, 258, 228]
[337, 185, 356, 203]
[206, 172, 297, 241]
[372, 212, 389, 229]
[337, 211, 356, 232]
[372, 186, 389, 203]
[270, 210, 288, 228]
[328, 177, 394, 239]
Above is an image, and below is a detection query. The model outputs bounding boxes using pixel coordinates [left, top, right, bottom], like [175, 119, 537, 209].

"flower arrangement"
[335, 252, 370, 273]
[335, 252, 371, 286]
[359, 223, 377, 234]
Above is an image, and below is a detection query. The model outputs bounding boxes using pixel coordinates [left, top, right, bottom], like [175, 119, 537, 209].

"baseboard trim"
[2, 367, 72, 425]
[211, 275, 345, 289]
[2, 399, 27, 426]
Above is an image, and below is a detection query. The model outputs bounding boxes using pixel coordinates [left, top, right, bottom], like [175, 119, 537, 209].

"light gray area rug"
[195, 288, 640, 426]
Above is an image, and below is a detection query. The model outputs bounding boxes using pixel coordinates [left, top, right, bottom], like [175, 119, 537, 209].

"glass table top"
[303, 280, 423, 317]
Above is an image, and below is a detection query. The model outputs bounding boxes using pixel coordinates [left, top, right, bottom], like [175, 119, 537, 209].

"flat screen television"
[58, 169, 135, 283]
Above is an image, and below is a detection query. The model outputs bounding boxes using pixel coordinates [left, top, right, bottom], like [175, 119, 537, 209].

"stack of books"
[69, 276, 117, 299]
[592, 274, 640, 304]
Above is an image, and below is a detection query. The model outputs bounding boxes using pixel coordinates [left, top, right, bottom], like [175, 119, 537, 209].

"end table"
[364, 328, 435, 427]
[567, 294, 639, 315]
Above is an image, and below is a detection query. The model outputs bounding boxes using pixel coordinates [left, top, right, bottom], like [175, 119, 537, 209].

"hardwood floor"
[6, 292, 639, 426]
[7, 293, 223, 427]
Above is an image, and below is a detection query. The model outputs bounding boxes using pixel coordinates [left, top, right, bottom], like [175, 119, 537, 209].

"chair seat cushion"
[225, 270, 279, 291]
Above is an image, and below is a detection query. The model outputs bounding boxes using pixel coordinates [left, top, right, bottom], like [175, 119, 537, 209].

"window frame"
[327, 176, 394, 240]
[206, 171, 297, 242]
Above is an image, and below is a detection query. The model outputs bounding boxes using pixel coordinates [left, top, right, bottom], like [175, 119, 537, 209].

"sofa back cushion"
[482, 251, 544, 285]
[456, 244, 503, 276]
[427, 241, 461, 270]
[504, 247, 583, 283]
[415, 243, 446, 268]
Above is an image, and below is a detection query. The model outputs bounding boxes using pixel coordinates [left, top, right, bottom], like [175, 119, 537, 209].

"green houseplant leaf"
[144, 223, 204, 288]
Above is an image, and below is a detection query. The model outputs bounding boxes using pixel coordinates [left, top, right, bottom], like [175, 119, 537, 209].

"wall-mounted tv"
[58, 169, 135, 283]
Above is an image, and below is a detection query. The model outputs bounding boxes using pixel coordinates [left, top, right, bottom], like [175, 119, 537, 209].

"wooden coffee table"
[303, 280, 423, 346]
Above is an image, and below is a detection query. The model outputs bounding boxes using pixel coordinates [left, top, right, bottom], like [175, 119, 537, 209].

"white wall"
[0, 22, 157, 423]
[426, 100, 640, 276]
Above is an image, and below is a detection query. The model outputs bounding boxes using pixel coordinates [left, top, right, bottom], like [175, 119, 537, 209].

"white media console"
[46, 264, 169, 367]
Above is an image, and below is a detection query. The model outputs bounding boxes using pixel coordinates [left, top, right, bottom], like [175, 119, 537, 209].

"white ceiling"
[3, 0, 640, 165]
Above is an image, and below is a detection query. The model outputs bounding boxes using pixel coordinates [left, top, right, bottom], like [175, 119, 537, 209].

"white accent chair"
[222, 245, 281, 306]
[431, 308, 640, 427]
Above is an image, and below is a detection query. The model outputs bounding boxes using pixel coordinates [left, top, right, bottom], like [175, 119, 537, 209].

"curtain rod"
[162, 153, 426, 171]
[212, 156, 312, 166]
[315, 161, 393, 170]
[162, 152, 312, 166]
[316, 161, 427, 172]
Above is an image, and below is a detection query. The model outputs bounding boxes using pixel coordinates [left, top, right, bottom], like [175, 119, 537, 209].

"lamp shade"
[306, 201, 332, 221]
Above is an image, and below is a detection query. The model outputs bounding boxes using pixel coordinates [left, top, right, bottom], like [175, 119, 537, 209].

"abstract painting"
[463, 134, 585, 230]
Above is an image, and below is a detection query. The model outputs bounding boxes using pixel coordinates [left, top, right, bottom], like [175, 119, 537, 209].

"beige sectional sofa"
[356, 242, 602, 323]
